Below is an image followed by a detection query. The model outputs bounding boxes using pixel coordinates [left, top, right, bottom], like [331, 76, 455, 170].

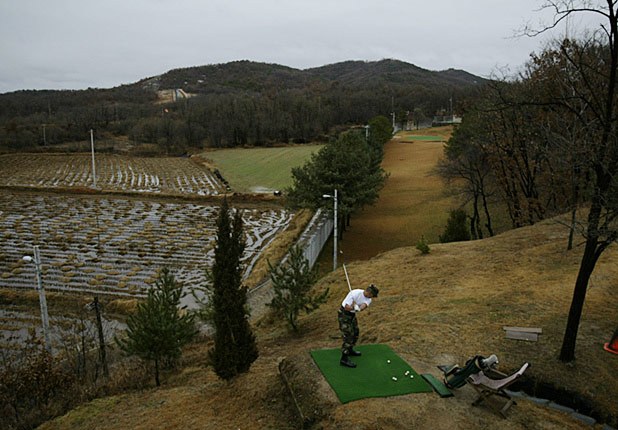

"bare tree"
[525, 0, 618, 361]
[436, 109, 496, 239]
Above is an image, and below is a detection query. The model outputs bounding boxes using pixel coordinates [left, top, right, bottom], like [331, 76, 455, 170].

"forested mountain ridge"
[0, 59, 486, 152]
[306, 59, 482, 87]
[141, 59, 484, 95]
[145, 61, 312, 95]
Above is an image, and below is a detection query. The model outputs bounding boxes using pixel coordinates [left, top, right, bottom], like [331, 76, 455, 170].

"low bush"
[415, 236, 430, 255]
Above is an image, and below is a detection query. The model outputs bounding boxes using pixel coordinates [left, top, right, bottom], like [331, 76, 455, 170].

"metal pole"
[333, 189, 338, 271]
[90, 129, 97, 188]
[33, 245, 51, 353]
[93, 296, 109, 377]
[323, 191, 339, 271]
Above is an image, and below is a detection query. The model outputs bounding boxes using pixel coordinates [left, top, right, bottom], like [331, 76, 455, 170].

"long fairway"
[337, 128, 455, 261]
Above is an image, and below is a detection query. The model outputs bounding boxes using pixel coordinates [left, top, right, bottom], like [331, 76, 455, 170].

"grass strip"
[404, 135, 445, 142]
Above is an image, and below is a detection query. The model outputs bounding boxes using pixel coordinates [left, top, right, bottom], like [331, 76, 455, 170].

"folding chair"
[467, 362, 529, 418]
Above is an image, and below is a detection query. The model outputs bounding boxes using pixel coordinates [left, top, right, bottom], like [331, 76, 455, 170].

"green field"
[403, 135, 445, 142]
[201, 145, 322, 193]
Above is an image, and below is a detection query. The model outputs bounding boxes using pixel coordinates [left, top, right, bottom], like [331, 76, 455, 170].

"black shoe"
[348, 349, 362, 356]
[340, 356, 357, 368]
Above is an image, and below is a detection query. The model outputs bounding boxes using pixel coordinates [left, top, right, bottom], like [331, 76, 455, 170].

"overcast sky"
[0, 1, 605, 94]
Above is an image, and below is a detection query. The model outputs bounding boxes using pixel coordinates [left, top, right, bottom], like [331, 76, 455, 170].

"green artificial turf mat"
[310, 344, 433, 403]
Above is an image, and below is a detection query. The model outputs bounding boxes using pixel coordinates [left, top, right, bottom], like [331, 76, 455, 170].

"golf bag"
[443, 354, 498, 389]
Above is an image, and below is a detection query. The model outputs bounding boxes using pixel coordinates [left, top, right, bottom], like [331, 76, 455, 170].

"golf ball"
[387, 360, 391, 364]
[392, 377, 398, 381]
[410, 375, 414, 379]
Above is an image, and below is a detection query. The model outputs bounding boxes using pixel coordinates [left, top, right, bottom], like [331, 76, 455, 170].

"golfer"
[338, 284, 379, 368]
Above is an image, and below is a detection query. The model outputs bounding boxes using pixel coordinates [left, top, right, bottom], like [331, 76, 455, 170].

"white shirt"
[341, 289, 372, 310]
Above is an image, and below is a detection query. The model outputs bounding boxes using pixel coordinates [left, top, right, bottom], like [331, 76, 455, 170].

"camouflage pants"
[338, 309, 359, 355]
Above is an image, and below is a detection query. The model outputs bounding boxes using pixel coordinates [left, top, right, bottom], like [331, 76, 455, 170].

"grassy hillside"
[38, 216, 618, 430]
[37, 128, 618, 430]
[198, 144, 322, 193]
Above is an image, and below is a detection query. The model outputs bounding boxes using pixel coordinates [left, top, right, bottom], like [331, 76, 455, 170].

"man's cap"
[367, 283, 379, 297]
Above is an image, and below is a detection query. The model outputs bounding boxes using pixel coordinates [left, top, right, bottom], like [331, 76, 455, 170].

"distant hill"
[306, 59, 482, 87]
[0, 59, 487, 152]
[141, 60, 311, 95]
[136, 58, 485, 96]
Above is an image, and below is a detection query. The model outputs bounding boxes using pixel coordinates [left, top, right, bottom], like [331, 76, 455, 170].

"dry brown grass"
[36, 129, 618, 429]
[340, 127, 457, 261]
[106, 298, 139, 315]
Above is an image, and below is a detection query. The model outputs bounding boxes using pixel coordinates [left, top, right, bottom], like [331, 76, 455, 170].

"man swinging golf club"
[338, 277, 379, 368]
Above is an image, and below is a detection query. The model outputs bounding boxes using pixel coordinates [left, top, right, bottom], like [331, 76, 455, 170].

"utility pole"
[93, 296, 109, 378]
[322, 190, 338, 271]
[333, 189, 337, 271]
[23, 246, 51, 353]
[391, 96, 396, 130]
[42, 124, 47, 145]
[90, 129, 97, 188]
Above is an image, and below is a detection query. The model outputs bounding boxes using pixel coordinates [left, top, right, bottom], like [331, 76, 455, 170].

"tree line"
[0, 62, 481, 153]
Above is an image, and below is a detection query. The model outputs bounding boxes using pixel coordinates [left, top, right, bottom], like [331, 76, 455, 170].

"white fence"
[296, 208, 333, 269]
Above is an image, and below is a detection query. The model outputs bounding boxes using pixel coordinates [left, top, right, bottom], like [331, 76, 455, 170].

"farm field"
[0, 190, 294, 347]
[0, 145, 324, 354]
[200, 144, 322, 193]
[0, 192, 292, 299]
[0, 153, 226, 196]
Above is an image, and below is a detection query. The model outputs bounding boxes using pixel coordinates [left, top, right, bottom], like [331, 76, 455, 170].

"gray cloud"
[0, 0, 605, 93]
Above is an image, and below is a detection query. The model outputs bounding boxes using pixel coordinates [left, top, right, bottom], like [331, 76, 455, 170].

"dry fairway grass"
[341, 127, 456, 261]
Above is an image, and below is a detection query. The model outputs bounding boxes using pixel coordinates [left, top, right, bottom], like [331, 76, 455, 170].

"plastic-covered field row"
[0, 192, 293, 306]
[0, 154, 226, 196]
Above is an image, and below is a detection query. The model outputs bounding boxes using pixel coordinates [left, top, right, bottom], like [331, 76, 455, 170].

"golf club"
[341, 250, 352, 292]
[343, 262, 352, 292]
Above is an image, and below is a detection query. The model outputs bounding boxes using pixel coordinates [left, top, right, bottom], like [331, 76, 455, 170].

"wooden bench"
[503, 326, 542, 342]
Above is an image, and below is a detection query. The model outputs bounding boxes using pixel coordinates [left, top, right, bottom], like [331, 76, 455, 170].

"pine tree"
[439, 209, 471, 243]
[115, 268, 197, 386]
[268, 245, 329, 332]
[209, 198, 258, 380]
[286, 132, 388, 235]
